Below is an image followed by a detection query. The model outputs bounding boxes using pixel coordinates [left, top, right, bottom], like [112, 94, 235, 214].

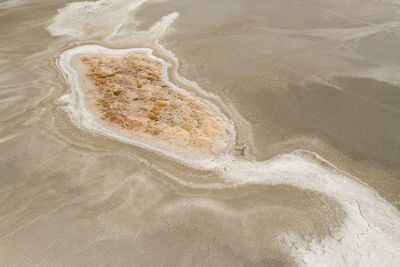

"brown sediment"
[72, 52, 232, 156]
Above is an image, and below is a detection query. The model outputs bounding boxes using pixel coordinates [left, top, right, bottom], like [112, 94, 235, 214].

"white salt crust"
[58, 44, 236, 169]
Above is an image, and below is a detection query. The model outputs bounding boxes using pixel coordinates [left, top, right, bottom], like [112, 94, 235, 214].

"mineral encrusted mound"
[71, 51, 233, 157]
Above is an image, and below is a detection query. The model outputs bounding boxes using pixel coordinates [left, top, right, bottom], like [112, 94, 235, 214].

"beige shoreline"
[70, 51, 233, 157]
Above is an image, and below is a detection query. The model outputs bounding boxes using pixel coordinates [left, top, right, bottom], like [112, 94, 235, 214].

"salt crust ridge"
[58, 45, 236, 168]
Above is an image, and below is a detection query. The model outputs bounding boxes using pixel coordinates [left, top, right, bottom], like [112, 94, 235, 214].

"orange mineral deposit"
[70, 50, 233, 157]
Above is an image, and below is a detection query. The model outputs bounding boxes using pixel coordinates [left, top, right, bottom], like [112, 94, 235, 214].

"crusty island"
[65, 47, 234, 159]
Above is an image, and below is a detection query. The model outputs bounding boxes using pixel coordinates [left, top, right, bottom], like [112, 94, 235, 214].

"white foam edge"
[57, 44, 236, 170]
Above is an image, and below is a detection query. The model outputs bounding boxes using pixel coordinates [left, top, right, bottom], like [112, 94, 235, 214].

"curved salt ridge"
[58, 45, 236, 169]
[223, 151, 400, 266]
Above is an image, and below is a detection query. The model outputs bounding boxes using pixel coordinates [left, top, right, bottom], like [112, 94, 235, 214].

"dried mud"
[74, 52, 232, 156]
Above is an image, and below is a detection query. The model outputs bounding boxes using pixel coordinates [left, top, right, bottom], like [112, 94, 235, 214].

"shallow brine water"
[1, 0, 400, 266]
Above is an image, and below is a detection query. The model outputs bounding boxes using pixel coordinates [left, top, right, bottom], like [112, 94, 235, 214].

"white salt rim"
[58, 44, 236, 170]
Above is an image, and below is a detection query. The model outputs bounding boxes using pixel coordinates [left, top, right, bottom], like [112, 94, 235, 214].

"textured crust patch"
[74, 52, 231, 156]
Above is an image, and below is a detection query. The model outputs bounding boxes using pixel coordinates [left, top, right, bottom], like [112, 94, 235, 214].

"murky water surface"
[1, 0, 400, 266]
